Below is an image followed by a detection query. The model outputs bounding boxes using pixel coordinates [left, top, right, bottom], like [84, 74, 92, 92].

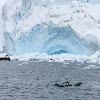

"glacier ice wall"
[13, 24, 92, 55]
[0, 0, 100, 55]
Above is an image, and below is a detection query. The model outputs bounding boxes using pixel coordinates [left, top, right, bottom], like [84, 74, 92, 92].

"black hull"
[0, 58, 10, 61]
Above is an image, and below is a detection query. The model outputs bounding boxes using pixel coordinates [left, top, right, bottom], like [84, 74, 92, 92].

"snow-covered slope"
[0, 0, 100, 56]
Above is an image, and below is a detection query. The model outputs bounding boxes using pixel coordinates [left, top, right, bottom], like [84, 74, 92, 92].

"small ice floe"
[84, 65, 96, 69]
[77, 63, 82, 66]
[18, 62, 29, 65]
[62, 62, 70, 68]
[63, 62, 70, 65]
[49, 64, 52, 65]
[62, 64, 66, 68]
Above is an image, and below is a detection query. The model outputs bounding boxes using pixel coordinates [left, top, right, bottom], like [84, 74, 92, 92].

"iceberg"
[0, 0, 100, 56]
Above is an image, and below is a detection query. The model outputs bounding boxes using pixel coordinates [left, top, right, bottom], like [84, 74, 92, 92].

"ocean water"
[0, 61, 100, 100]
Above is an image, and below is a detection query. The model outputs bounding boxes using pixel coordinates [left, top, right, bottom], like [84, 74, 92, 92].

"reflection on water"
[0, 61, 100, 100]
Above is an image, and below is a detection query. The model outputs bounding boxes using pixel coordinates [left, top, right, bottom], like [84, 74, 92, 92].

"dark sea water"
[0, 61, 100, 100]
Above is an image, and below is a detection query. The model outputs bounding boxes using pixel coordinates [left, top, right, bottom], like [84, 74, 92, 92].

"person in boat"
[63, 79, 69, 85]
[5, 55, 10, 61]
[5, 55, 9, 58]
[55, 81, 64, 87]
[63, 79, 72, 86]
[55, 81, 59, 86]
[75, 82, 82, 86]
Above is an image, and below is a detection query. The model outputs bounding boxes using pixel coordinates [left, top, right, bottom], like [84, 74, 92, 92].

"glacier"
[0, 0, 100, 56]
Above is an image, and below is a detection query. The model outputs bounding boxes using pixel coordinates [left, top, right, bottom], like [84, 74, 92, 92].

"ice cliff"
[0, 0, 100, 56]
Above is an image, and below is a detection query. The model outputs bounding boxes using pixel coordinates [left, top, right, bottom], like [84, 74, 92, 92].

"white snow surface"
[0, 0, 100, 61]
[10, 51, 100, 64]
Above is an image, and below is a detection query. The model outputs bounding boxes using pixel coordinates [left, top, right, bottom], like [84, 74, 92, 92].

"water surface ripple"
[0, 61, 100, 100]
